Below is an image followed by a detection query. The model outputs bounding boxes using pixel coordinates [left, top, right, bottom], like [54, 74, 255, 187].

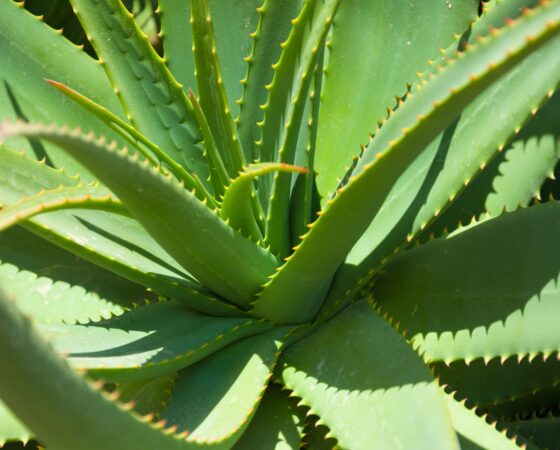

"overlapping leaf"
[160, 327, 291, 447]
[159, 0, 260, 119]
[445, 395, 537, 450]
[373, 201, 560, 364]
[320, 0, 560, 321]
[0, 289, 245, 450]
[280, 300, 459, 450]
[0, 145, 233, 316]
[0, 0, 124, 178]
[0, 123, 279, 307]
[253, 1, 560, 323]
[434, 356, 560, 415]
[261, 0, 339, 256]
[0, 399, 31, 448]
[37, 301, 272, 382]
[314, 0, 478, 201]
[232, 384, 304, 450]
[70, 0, 210, 186]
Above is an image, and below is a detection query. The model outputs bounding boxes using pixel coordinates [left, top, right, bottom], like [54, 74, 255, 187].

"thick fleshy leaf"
[70, 0, 210, 186]
[160, 327, 290, 447]
[314, 0, 478, 201]
[236, 0, 303, 163]
[0, 288, 242, 450]
[510, 415, 560, 450]
[290, 50, 324, 245]
[487, 385, 560, 420]
[0, 261, 131, 325]
[0, 400, 31, 447]
[373, 201, 560, 364]
[0, 226, 146, 322]
[190, 0, 245, 177]
[187, 90, 229, 197]
[22, 0, 90, 50]
[232, 384, 304, 450]
[445, 395, 538, 450]
[48, 80, 215, 202]
[158, 0, 196, 92]
[280, 300, 459, 450]
[159, 0, 260, 119]
[0, 0, 124, 178]
[197, 0, 260, 119]
[0, 145, 234, 316]
[0, 123, 279, 307]
[261, 0, 339, 256]
[221, 163, 306, 242]
[38, 301, 272, 382]
[116, 373, 177, 416]
[421, 26, 560, 239]
[433, 356, 560, 416]
[319, 1, 560, 322]
[253, 2, 560, 323]
[0, 184, 128, 232]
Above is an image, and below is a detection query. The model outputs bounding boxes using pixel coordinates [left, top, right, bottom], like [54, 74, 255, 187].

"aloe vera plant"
[0, 0, 560, 448]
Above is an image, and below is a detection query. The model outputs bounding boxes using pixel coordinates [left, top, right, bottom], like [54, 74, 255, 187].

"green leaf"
[0, 0, 125, 178]
[373, 201, 560, 364]
[159, 0, 260, 119]
[236, 0, 303, 163]
[0, 260, 130, 325]
[187, 90, 229, 197]
[70, 0, 210, 187]
[232, 384, 304, 450]
[159, 0, 196, 92]
[127, 0, 160, 42]
[420, 24, 560, 239]
[0, 225, 147, 320]
[445, 395, 537, 450]
[23, 0, 90, 50]
[116, 373, 177, 416]
[261, 0, 339, 257]
[296, 48, 324, 243]
[160, 327, 291, 447]
[314, 0, 478, 201]
[487, 386, 560, 420]
[0, 400, 31, 447]
[221, 163, 307, 243]
[0, 288, 239, 450]
[319, 1, 560, 322]
[510, 415, 560, 450]
[280, 300, 459, 450]
[0, 123, 279, 307]
[190, 0, 245, 177]
[38, 301, 272, 382]
[48, 80, 217, 206]
[433, 356, 560, 415]
[254, 0, 560, 324]
[0, 145, 234, 316]
[423, 95, 560, 240]
[0, 184, 129, 233]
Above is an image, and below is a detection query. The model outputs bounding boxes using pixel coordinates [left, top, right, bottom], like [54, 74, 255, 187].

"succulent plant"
[0, 0, 560, 448]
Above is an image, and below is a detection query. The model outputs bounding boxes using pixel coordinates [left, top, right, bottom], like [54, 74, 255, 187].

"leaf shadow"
[3, 81, 53, 166]
[373, 202, 560, 343]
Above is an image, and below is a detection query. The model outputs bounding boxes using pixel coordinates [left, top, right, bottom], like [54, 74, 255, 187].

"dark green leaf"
[314, 0, 478, 201]
[38, 301, 272, 382]
[160, 327, 291, 447]
[70, 0, 210, 186]
[0, 123, 279, 307]
[280, 300, 458, 449]
[374, 201, 560, 364]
